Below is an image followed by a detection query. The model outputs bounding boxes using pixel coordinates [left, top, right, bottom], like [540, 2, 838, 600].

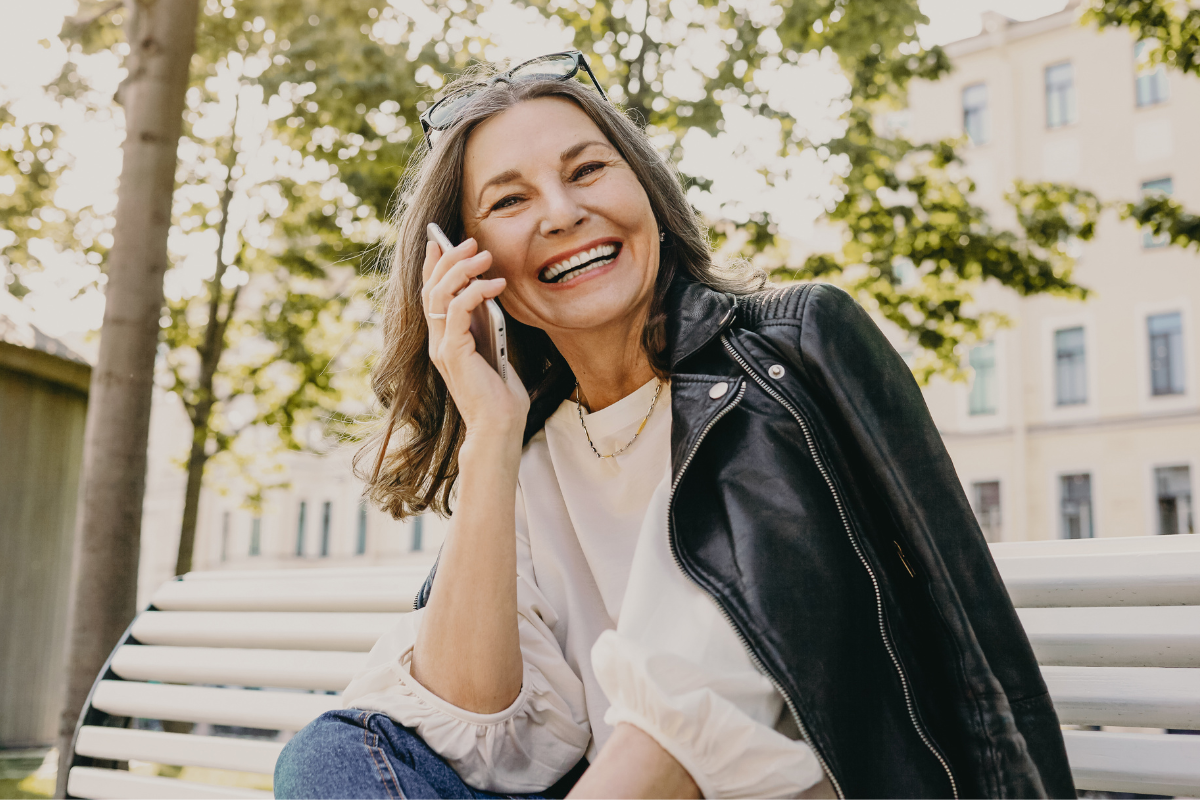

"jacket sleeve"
[341, 484, 592, 793]
[783, 283, 1074, 798]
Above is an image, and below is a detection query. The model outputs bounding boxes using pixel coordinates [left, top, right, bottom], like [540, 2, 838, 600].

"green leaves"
[1082, 0, 1200, 77]
[1123, 195, 1200, 253]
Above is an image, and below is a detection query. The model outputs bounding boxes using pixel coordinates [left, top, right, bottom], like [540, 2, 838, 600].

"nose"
[538, 182, 587, 238]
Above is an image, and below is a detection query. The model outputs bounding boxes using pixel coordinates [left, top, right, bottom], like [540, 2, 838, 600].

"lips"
[538, 242, 622, 284]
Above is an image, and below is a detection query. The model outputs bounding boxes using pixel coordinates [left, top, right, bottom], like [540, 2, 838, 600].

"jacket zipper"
[719, 336, 959, 799]
[666, 381, 848, 800]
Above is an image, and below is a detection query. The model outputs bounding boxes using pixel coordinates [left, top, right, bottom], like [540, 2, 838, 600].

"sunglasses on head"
[418, 50, 608, 149]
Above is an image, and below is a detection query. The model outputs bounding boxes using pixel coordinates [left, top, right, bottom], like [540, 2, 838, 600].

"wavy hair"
[355, 69, 766, 519]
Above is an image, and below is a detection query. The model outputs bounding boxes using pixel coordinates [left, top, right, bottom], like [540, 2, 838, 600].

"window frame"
[970, 479, 1003, 543]
[1135, 299, 1196, 414]
[296, 500, 307, 557]
[1134, 39, 1170, 107]
[1041, 315, 1098, 422]
[1045, 61, 1077, 129]
[968, 340, 999, 416]
[1057, 471, 1096, 540]
[958, 334, 1008, 432]
[1140, 177, 1173, 249]
[962, 82, 990, 145]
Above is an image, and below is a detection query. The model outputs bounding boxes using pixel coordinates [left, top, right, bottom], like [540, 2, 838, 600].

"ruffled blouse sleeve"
[341, 488, 591, 793]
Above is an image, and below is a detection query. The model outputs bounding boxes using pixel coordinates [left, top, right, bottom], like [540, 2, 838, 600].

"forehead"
[463, 97, 610, 191]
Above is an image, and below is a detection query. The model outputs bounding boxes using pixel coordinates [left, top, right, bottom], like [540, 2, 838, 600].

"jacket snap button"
[709, 381, 729, 399]
[768, 364, 785, 380]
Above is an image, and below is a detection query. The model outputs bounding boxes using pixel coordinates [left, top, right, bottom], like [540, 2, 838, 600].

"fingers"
[422, 236, 477, 290]
[443, 277, 506, 338]
[428, 254, 492, 316]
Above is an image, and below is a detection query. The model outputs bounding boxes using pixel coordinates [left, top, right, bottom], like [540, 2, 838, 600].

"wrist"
[460, 426, 523, 461]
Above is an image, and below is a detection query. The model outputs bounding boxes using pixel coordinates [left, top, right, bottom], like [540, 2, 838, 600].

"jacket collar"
[663, 275, 737, 369]
[521, 275, 737, 444]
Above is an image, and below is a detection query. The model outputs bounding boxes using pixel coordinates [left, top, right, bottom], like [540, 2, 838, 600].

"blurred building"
[0, 295, 90, 748]
[138, 392, 444, 606]
[908, 3, 1200, 541]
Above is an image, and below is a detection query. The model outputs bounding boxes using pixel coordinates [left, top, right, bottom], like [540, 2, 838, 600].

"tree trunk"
[55, 0, 200, 793]
[175, 421, 211, 576]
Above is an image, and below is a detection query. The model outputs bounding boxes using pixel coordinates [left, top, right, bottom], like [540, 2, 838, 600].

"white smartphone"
[427, 223, 509, 383]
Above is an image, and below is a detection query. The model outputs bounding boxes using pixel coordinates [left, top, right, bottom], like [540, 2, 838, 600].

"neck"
[550, 315, 656, 413]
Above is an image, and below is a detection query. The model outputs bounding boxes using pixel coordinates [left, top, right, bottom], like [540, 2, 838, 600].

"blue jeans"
[274, 709, 587, 799]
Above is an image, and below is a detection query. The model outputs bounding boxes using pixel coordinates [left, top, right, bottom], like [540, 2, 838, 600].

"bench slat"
[1063, 729, 1200, 795]
[1017, 606, 1200, 667]
[999, 551, 1200, 607]
[990, 535, 1200, 558]
[1043, 666, 1200, 728]
[91, 681, 339, 731]
[111, 646, 367, 691]
[67, 766, 272, 799]
[130, 611, 401, 651]
[75, 727, 283, 775]
[181, 565, 431, 582]
[152, 577, 426, 612]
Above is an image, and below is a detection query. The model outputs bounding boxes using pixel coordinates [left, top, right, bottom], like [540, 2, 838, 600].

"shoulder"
[734, 281, 859, 333]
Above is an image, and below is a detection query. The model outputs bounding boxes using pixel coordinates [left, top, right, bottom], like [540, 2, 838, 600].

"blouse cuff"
[343, 622, 591, 792]
[604, 710, 719, 799]
[388, 643, 530, 726]
[592, 630, 826, 798]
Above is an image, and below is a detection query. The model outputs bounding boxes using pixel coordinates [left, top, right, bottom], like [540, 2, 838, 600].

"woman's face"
[460, 96, 659, 340]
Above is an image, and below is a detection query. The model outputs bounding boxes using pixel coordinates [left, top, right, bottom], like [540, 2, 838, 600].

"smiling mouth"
[539, 243, 621, 284]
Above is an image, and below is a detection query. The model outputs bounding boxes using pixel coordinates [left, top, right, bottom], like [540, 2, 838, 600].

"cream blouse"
[342, 379, 827, 797]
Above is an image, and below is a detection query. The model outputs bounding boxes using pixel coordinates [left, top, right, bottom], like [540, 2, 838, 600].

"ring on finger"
[427, 311, 447, 320]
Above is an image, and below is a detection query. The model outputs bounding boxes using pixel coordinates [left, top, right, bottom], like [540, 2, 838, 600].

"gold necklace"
[575, 378, 663, 459]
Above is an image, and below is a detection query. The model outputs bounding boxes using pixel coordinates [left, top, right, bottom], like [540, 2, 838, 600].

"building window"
[968, 341, 997, 416]
[356, 501, 367, 555]
[250, 517, 261, 556]
[972, 481, 1002, 542]
[962, 83, 989, 145]
[1141, 178, 1173, 247]
[1135, 40, 1169, 107]
[220, 511, 230, 562]
[1054, 327, 1087, 406]
[1155, 465, 1193, 535]
[1060, 473, 1094, 539]
[1148, 311, 1185, 395]
[1045, 62, 1076, 128]
[320, 501, 332, 557]
[296, 501, 307, 556]
[412, 516, 424, 552]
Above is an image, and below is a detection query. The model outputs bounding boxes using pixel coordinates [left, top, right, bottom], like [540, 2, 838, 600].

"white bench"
[65, 537, 1200, 799]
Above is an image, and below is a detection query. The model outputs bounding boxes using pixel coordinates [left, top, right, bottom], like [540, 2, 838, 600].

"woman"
[275, 52, 1073, 799]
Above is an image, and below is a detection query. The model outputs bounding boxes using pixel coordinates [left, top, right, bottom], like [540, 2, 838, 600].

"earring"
[659, 231, 665, 242]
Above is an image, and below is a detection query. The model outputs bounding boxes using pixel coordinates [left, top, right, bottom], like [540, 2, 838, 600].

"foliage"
[1124, 195, 1200, 253]
[1082, 0, 1200, 257]
[205, 0, 1103, 380]
[9, 0, 1180, 460]
[1082, 0, 1200, 75]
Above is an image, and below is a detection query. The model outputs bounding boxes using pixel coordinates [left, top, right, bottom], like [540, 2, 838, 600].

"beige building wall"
[907, 4, 1200, 542]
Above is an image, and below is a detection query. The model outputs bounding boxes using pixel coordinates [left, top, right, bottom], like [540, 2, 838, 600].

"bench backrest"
[66, 537, 1200, 799]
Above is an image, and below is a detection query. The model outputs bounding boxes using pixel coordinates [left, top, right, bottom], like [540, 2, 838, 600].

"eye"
[572, 162, 605, 181]
[491, 194, 524, 211]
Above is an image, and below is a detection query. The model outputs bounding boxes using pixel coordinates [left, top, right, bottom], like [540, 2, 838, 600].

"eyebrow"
[475, 139, 615, 208]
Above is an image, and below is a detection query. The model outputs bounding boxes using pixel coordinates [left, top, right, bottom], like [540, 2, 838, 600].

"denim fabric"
[274, 709, 586, 799]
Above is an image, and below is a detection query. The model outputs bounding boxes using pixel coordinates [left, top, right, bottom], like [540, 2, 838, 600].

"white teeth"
[541, 243, 619, 282]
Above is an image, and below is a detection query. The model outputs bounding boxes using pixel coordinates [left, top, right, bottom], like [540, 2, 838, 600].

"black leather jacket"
[417, 278, 1075, 799]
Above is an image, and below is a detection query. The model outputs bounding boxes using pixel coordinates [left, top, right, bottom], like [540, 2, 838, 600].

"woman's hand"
[422, 237, 528, 441]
